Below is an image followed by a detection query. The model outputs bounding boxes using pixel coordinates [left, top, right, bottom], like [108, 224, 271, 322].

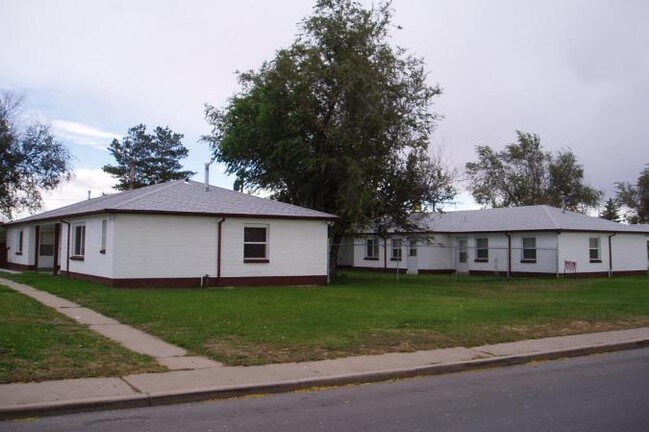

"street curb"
[0, 394, 150, 420]
[2, 338, 648, 420]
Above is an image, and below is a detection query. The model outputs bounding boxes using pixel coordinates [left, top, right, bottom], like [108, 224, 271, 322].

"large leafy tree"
[615, 164, 649, 224]
[204, 0, 453, 247]
[465, 131, 601, 212]
[103, 124, 194, 191]
[0, 92, 72, 220]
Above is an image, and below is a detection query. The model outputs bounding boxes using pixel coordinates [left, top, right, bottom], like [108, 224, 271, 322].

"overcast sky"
[2, 0, 648, 213]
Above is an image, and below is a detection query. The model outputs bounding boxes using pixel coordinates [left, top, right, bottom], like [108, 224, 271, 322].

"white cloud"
[443, 191, 482, 212]
[41, 169, 117, 212]
[51, 119, 119, 151]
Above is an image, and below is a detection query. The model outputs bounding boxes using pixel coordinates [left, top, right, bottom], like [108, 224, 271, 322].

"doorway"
[456, 237, 469, 274]
[38, 229, 55, 269]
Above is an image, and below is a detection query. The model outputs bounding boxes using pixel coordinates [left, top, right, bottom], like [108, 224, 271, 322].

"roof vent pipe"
[87, 190, 91, 200]
[204, 163, 210, 192]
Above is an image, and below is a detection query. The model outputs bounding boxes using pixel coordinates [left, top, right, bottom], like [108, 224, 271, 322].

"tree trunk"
[328, 234, 341, 283]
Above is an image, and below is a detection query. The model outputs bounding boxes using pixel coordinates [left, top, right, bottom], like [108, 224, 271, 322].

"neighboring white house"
[338, 205, 649, 277]
[4, 180, 335, 287]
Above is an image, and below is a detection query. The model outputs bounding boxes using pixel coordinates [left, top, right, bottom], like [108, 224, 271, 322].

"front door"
[38, 230, 55, 269]
[457, 237, 469, 274]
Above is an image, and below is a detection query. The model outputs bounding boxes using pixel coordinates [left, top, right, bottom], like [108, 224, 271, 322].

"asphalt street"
[3, 347, 649, 432]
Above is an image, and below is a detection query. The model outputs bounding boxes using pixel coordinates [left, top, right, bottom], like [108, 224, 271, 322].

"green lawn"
[4, 271, 649, 366]
[0, 284, 164, 384]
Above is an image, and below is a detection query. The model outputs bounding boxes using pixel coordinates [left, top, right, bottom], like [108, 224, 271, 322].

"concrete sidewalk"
[0, 278, 222, 371]
[2, 327, 649, 420]
[2, 275, 649, 419]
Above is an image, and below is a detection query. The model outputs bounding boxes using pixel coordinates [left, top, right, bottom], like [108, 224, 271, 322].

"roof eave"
[3, 209, 337, 226]
[352, 227, 649, 235]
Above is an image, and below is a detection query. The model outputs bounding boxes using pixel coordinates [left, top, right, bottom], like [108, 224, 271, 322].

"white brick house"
[4, 180, 335, 287]
[339, 206, 649, 277]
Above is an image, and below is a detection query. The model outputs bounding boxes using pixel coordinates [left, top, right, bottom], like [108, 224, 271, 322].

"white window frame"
[522, 237, 537, 262]
[408, 239, 417, 257]
[243, 225, 269, 262]
[365, 237, 379, 260]
[589, 237, 601, 262]
[100, 219, 107, 254]
[476, 238, 489, 261]
[72, 223, 86, 258]
[391, 238, 403, 261]
[16, 230, 24, 255]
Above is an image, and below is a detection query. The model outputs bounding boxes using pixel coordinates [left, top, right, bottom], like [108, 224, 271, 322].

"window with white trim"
[365, 237, 379, 260]
[409, 240, 417, 257]
[244, 225, 268, 262]
[72, 223, 86, 257]
[16, 230, 23, 255]
[476, 238, 489, 261]
[100, 219, 107, 253]
[522, 237, 536, 262]
[391, 239, 403, 261]
[589, 237, 601, 262]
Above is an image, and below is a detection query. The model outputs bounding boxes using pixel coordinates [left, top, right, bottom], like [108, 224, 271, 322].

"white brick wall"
[220, 218, 329, 278]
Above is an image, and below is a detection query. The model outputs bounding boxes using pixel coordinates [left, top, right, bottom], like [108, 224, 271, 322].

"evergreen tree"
[103, 124, 194, 190]
[599, 198, 620, 222]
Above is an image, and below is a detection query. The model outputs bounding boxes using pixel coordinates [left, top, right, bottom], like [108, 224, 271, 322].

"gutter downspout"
[505, 233, 512, 279]
[60, 219, 71, 277]
[216, 217, 225, 286]
[608, 233, 616, 278]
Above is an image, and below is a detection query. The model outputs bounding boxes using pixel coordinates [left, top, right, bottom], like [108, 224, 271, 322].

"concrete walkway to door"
[0, 277, 222, 371]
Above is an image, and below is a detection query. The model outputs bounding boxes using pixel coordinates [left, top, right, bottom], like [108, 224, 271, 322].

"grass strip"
[0, 284, 164, 384]
[5, 271, 649, 366]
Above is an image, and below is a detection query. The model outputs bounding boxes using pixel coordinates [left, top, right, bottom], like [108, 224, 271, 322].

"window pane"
[244, 244, 266, 259]
[477, 238, 488, 249]
[523, 237, 536, 248]
[244, 227, 266, 243]
[366, 238, 377, 257]
[589, 249, 599, 260]
[392, 239, 402, 259]
[523, 249, 537, 260]
[589, 238, 598, 248]
[40, 244, 54, 256]
[74, 225, 85, 256]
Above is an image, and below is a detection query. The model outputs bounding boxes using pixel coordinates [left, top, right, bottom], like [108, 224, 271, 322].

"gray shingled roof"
[409, 205, 649, 234]
[8, 180, 336, 225]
